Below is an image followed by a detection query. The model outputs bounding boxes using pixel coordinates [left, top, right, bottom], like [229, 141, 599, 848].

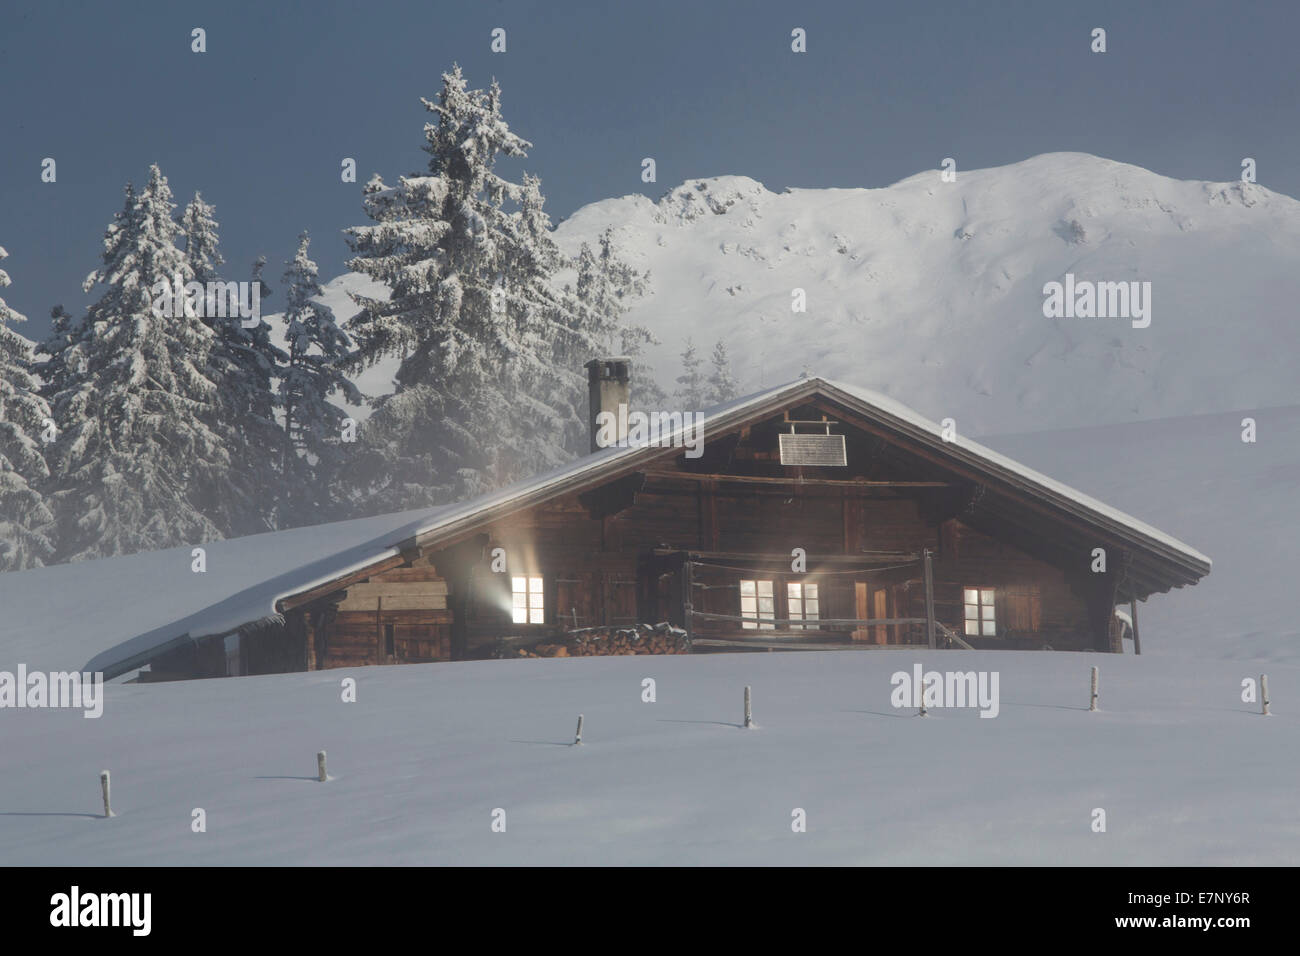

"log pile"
[504, 622, 690, 658]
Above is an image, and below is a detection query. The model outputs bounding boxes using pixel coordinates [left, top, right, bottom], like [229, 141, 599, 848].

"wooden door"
[852, 582, 888, 644]
[872, 588, 889, 645]
[853, 581, 869, 641]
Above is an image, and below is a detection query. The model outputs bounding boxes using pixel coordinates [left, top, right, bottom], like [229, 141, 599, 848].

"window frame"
[963, 586, 997, 638]
[786, 580, 821, 630]
[739, 578, 777, 630]
[511, 574, 546, 625]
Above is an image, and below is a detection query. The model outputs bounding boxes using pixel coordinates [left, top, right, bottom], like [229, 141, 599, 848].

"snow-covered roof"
[821, 378, 1213, 568]
[381, 375, 1211, 572]
[0, 376, 1210, 679]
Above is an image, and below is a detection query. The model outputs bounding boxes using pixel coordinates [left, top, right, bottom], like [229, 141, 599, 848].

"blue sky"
[2, 0, 1297, 339]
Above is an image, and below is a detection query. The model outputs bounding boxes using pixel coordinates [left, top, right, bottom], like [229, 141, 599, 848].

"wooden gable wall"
[410, 399, 1110, 656]
[287, 560, 451, 671]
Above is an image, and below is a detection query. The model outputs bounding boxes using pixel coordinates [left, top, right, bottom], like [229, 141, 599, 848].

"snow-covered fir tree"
[572, 226, 660, 408]
[42, 166, 228, 561]
[510, 176, 657, 455]
[210, 255, 287, 532]
[251, 255, 272, 302]
[36, 305, 79, 398]
[179, 192, 224, 283]
[675, 338, 707, 407]
[705, 339, 738, 405]
[342, 66, 612, 511]
[178, 191, 287, 535]
[0, 246, 55, 570]
[279, 231, 361, 528]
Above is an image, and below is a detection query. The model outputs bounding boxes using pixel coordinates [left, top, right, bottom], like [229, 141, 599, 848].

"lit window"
[787, 582, 820, 629]
[740, 579, 775, 630]
[512, 575, 545, 624]
[964, 587, 996, 637]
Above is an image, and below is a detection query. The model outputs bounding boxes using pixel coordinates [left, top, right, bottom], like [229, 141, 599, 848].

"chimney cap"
[585, 357, 633, 383]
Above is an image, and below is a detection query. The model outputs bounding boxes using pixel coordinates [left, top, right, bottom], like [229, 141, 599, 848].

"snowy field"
[0, 649, 1293, 866]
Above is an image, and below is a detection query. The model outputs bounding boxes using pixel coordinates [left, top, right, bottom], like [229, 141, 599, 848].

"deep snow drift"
[0, 650, 1292, 865]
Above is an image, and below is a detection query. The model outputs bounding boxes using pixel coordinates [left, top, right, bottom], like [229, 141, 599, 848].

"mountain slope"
[282, 153, 1300, 433]
[551, 152, 1300, 433]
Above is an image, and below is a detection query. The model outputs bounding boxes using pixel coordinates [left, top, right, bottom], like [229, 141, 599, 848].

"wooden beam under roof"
[657, 548, 920, 566]
[645, 470, 953, 489]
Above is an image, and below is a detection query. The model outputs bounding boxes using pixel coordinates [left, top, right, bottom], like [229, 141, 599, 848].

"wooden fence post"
[317, 750, 328, 782]
[744, 685, 753, 728]
[100, 770, 113, 818]
[1089, 667, 1099, 712]
[574, 714, 584, 745]
[1261, 675, 1270, 716]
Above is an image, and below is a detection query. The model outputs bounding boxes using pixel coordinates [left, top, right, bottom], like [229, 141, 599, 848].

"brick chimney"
[585, 357, 632, 452]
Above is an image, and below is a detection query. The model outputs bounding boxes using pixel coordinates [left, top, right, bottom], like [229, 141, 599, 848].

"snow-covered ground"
[0, 649, 1293, 865]
[297, 153, 1300, 433]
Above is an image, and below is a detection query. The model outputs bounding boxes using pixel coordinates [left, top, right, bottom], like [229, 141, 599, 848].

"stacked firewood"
[508, 622, 690, 658]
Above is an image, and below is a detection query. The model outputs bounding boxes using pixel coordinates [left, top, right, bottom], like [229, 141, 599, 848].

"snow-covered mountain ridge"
[303, 152, 1300, 434]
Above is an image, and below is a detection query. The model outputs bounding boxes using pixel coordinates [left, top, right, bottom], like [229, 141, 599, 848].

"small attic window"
[778, 415, 847, 466]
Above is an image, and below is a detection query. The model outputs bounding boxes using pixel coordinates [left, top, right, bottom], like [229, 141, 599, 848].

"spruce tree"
[705, 339, 738, 405]
[179, 191, 286, 535]
[510, 175, 643, 456]
[0, 245, 55, 570]
[180, 192, 223, 283]
[675, 338, 706, 407]
[571, 226, 660, 408]
[279, 231, 361, 527]
[343, 66, 602, 510]
[36, 305, 80, 398]
[210, 255, 287, 533]
[43, 166, 228, 561]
